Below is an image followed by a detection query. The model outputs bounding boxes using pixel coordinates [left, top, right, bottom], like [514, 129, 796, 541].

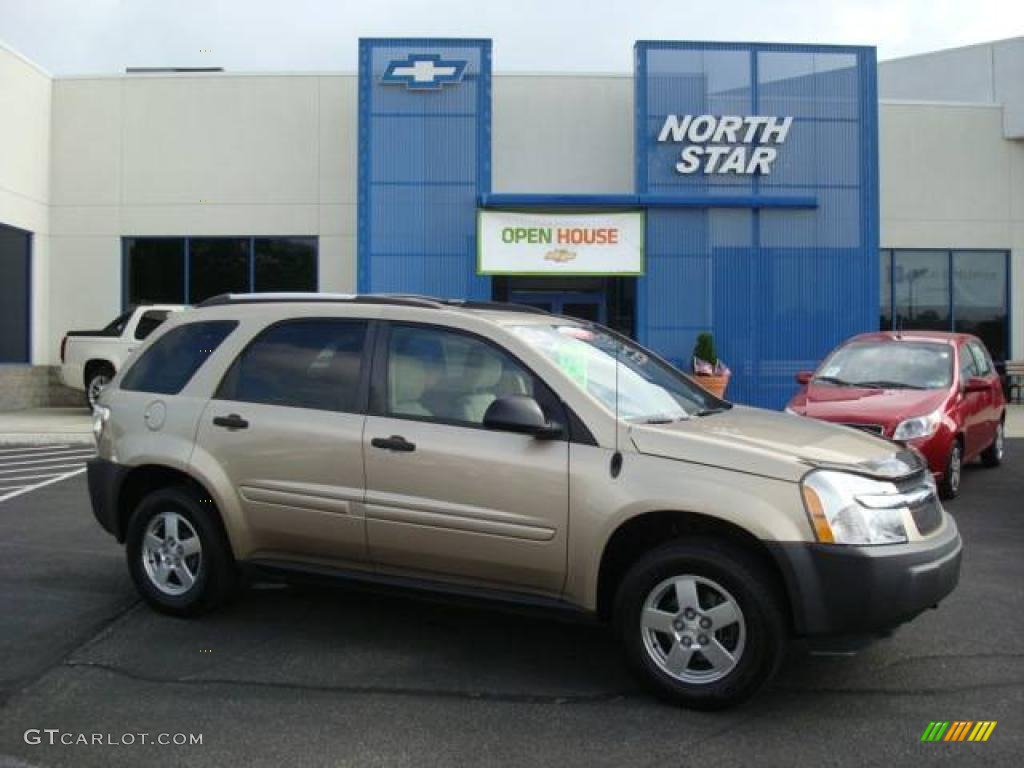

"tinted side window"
[134, 310, 170, 340]
[220, 320, 367, 412]
[968, 342, 992, 376]
[959, 344, 979, 381]
[121, 321, 237, 395]
[385, 324, 562, 429]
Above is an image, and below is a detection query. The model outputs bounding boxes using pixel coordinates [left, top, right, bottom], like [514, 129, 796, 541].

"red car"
[786, 331, 1006, 499]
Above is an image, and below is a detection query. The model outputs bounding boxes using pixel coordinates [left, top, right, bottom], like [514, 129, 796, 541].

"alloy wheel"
[87, 375, 109, 409]
[640, 574, 746, 685]
[141, 511, 202, 596]
[949, 444, 962, 493]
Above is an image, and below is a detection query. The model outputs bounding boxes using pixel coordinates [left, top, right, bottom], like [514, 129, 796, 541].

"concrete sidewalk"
[2, 404, 1022, 445]
[0, 407, 93, 445]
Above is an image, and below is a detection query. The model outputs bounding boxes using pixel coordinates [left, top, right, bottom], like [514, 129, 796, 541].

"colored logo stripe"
[921, 721, 996, 742]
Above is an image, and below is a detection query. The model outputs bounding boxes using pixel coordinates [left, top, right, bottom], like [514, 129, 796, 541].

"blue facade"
[358, 39, 491, 299]
[358, 38, 879, 410]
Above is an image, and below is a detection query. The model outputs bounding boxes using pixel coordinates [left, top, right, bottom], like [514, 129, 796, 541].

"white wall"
[880, 100, 1024, 358]
[48, 73, 359, 363]
[0, 43, 51, 365]
[879, 38, 1024, 139]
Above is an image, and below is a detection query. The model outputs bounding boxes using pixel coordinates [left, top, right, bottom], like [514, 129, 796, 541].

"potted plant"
[691, 332, 730, 398]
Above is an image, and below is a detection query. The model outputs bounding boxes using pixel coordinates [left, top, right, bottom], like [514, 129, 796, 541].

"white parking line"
[0, 448, 96, 461]
[0, 444, 73, 455]
[0, 462, 90, 475]
[0, 467, 87, 503]
[0, 452, 95, 469]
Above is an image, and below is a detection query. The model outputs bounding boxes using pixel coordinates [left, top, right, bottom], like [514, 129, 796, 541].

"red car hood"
[792, 384, 950, 427]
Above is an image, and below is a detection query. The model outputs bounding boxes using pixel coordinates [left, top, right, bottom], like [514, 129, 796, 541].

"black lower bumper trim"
[87, 457, 130, 540]
[767, 518, 962, 639]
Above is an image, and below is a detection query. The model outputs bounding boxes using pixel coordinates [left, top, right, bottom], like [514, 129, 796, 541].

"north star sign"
[657, 114, 793, 175]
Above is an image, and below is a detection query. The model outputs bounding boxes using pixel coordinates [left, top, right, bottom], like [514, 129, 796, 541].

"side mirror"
[795, 370, 813, 385]
[483, 395, 563, 439]
[965, 376, 990, 393]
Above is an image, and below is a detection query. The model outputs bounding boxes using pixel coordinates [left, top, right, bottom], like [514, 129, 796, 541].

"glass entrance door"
[509, 291, 607, 324]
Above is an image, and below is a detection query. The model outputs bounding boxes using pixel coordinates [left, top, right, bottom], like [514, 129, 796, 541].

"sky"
[0, 0, 1021, 75]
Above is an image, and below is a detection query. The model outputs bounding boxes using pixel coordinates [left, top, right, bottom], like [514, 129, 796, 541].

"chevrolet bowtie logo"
[381, 54, 467, 90]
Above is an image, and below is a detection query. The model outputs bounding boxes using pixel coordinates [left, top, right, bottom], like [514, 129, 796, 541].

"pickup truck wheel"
[614, 538, 787, 710]
[125, 487, 237, 617]
[85, 365, 114, 409]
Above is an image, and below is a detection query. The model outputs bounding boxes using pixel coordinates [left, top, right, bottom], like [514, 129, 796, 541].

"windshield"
[814, 341, 953, 390]
[509, 324, 725, 422]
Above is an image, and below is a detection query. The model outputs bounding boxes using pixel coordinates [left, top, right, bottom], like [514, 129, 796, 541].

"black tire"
[125, 487, 237, 617]
[84, 363, 115, 410]
[980, 421, 1005, 468]
[938, 439, 963, 500]
[614, 538, 787, 710]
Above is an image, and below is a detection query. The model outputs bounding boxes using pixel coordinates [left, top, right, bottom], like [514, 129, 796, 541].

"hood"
[630, 405, 924, 483]
[793, 384, 949, 426]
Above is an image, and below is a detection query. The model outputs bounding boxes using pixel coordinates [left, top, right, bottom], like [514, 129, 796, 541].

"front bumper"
[87, 457, 131, 540]
[767, 516, 962, 640]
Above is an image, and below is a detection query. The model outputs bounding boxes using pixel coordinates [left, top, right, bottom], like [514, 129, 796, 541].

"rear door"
[196, 318, 372, 564]
[967, 340, 1000, 449]
[957, 342, 985, 457]
[362, 322, 569, 594]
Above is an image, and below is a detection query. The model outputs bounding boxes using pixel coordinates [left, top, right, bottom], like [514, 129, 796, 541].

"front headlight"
[801, 470, 909, 545]
[892, 409, 941, 441]
[92, 405, 110, 444]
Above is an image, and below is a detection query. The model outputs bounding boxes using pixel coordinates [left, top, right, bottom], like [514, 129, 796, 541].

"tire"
[614, 538, 787, 710]
[85, 364, 114, 410]
[125, 487, 237, 617]
[938, 439, 963, 500]
[980, 421, 1005, 468]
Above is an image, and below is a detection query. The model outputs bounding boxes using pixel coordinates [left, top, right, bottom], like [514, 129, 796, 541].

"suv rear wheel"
[614, 538, 787, 710]
[125, 487, 237, 616]
[85, 363, 115, 410]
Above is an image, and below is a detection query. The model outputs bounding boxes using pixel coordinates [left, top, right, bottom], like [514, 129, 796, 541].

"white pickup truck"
[60, 305, 185, 408]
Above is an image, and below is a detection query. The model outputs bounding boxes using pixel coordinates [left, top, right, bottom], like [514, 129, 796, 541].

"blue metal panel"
[480, 193, 816, 209]
[358, 38, 491, 300]
[635, 41, 879, 409]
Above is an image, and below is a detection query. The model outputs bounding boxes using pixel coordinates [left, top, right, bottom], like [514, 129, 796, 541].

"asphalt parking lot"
[0, 443, 1020, 768]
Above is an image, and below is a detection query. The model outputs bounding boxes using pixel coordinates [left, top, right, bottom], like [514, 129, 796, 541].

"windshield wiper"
[812, 375, 854, 386]
[638, 414, 688, 424]
[695, 407, 728, 416]
[850, 380, 926, 390]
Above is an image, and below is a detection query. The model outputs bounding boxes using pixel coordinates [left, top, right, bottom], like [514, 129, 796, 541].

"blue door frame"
[509, 290, 607, 324]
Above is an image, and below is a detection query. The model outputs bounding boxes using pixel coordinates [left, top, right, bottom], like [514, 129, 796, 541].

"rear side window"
[217, 320, 368, 413]
[121, 321, 237, 395]
[134, 310, 170, 340]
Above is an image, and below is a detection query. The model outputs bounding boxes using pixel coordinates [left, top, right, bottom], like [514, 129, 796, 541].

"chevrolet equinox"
[87, 294, 962, 709]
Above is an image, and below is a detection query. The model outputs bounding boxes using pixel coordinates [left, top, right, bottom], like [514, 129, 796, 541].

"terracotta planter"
[693, 373, 730, 399]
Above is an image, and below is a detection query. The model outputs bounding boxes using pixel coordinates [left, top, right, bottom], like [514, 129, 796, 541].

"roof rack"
[381, 295, 550, 315]
[196, 292, 551, 315]
[196, 292, 444, 309]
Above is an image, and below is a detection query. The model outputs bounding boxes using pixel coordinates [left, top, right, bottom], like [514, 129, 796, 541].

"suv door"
[196, 318, 372, 564]
[363, 322, 569, 594]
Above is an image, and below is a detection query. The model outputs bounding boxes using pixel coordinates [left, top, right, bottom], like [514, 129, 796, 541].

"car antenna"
[611, 332, 623, 478]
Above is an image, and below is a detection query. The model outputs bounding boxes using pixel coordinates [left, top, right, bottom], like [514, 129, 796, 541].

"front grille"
[841, 422, 885, 436]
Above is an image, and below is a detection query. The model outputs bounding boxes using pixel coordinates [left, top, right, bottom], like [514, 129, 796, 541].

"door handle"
[213, 414, 249, 430]
[371, 435, 416, 452]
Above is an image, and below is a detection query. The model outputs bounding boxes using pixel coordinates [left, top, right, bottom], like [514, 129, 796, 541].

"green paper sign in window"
[557, 345, 589, 388]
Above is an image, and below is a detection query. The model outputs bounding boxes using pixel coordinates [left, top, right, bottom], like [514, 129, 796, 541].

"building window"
[124, 237, 317, 306]
[880, 249, 1010, 362]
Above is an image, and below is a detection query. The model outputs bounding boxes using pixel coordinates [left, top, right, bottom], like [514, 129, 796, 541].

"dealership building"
[1, 36, 1021, 410]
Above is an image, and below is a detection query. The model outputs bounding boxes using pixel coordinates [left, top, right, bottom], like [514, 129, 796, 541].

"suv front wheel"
[126, 487, 237, 616]
[614, 538, 787, 710]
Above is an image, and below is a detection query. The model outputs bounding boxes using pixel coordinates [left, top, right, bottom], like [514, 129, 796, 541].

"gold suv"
[87, 294, 962, 709]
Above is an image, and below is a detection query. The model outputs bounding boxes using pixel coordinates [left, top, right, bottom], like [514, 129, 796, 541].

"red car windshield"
[814, 341, 954, 390]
